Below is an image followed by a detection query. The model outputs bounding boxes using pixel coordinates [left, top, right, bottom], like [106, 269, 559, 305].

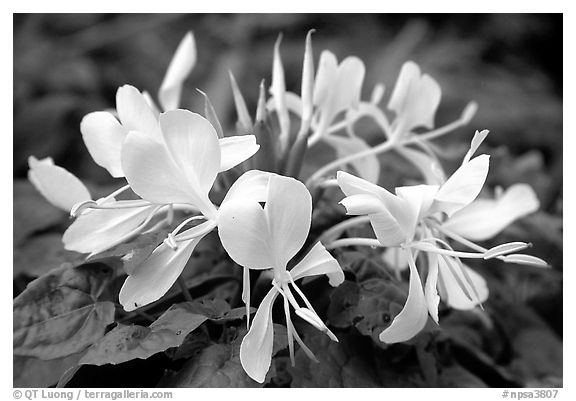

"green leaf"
[14, 353, 83, 388]
[288, 328, 381, 387]
[87, 230, 169, 275]
[159, 324, 288, 387]
[14, 233, 82, 278]
[13, 180, 64, 245]
[77, 300, 249, 367]
[327, 278, 406, 347]
[13, 264, 115, 359]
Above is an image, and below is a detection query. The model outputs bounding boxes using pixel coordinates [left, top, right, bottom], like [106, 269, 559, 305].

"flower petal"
[119, 223, 211, 311]
[158, 32, 196, 111]
[217, 198, 273, 270]
[442, 184, 539, 241]
[240, 287, 278, 383]
[221, 170, 272, 205]
[121, 130, 208, 209]
[218, 135, 260, 172]
[290, 242, 344, 286]
[324, 135, 379, 183]
[270, 34, 291, 143]
[396, 145, 446, 185]
[63, 201, 155, 254]
[313, 51, 338, 112]
[116, 85, 160, 138]
[80, 111, 127, 178]
[424, 253, 440, 323]
[382, 248, 409, 271]
[437, 259, 488, 310]
[379, 251, 429, 344]
[433, 154, 490, 217]
[265, 175, 312, 271]
[337, 170, 400, 209]
[159, 110, 221, 196]
[388, 61, 441, 132]
[27, 156, 91, 212]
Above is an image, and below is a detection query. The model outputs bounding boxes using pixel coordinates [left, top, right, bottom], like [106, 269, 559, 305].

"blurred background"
[13, 14, 562, 386]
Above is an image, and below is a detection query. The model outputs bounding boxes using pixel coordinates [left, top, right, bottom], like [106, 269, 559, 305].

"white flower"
[217, 174, 344, 383]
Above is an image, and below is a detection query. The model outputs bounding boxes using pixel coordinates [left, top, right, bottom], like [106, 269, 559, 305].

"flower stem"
[316, 215, 371, 245]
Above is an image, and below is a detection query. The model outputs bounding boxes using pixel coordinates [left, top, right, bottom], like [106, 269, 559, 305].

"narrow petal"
[229, 71, 253, 133]
[271, 34, 291, 145]
[339, 193, 386, 216]
[240, 288, 278, 383]
[63, 202, 155, 254]
[437, 259, 488, 310]
[158, 32, 196, 111]
[116, 85, 160, 138]
[337, 170, 400, 209]
[313, 51, 338, 109]
[463, 129, 489, 164]
[159, 110, 221, 196]
[265, 175, 312, 271]
[424, 253, 440, 323]
[433, 155, 490, 217]
[119, 229, 208, 311]
[442, 184, 539, 241]
[395, 184, 439, 240]
[300, 29, 315, 122]
[379, 251, 429, 344]
[324, 135, 379, 183]
[217, 198, 272, 270]
[218, 135, 260, 172]
[27, 156, 91, 212]
[80, 111, 127, 178]
[290, 242, 344, 286]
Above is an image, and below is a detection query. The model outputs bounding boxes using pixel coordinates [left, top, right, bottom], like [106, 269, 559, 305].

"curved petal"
[217, 198, 272, 270]
[159, 110, 221, 196]
[270, 35, 290, 145]
[221, 170, 272, 205]
[119, 225, 210, 311]
[240, 288, 278, 383]
[63, 202, 155, 254]
[27, 156, 91, 212]
[437, 260, 488, 310]
[433, 154, 490, 217]
[388, 61, 441, 132]
[395, 184, 439, 240]
[379, 251, 429, 344]
[80, 111, 127, 178]
[337, 170, 400, 209]
[396, 145, 445, 185]
[290, 242, 344, 286]
[424, 253, 440, 323]
[324, 135, 379, 183]
[313, 51, 338, 110]
[121, 131, 210, 211]
[265, 175, 312, 272]
[329, 56, 365, 117]
[159, 32, 196, 111]
[442, 184, 539, 241]
[116, 85, 160, 138]
[340, 193, 386, 216]
[218, 135, 260, 172]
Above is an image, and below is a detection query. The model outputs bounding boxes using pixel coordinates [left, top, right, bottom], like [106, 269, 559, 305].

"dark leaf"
[159, 324, 287, 388]
[13, 264, 115, 359]
[14, 353, 83, 388]
[14, 233, 82, 278]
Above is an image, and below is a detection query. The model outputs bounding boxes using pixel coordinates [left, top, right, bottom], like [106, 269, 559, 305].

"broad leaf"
[14, 353, 83, 388]
[159, 324, 288, 387]
[13, 264, 115, 360]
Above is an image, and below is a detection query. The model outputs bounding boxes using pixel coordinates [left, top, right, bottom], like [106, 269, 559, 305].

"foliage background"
[13, 14, 562, 387]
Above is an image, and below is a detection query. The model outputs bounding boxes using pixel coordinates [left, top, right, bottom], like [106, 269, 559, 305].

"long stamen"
[286, 317, 319, 363]
[325, 237, 381, 250]
[409, 241, 486, 259]
[282, 288, 296, 366]
[99, 184, 132, 204]
[288, 276, 338, 342]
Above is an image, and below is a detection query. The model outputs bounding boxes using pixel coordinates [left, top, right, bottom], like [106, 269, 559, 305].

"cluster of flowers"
[28, 31, 547, 383]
